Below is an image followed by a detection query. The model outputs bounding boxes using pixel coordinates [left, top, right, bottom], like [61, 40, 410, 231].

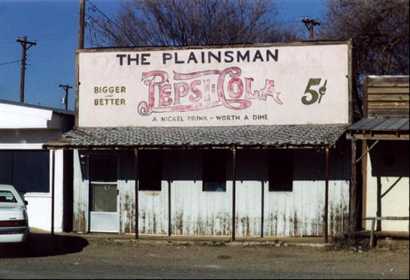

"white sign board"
[78, 43, 350, 127]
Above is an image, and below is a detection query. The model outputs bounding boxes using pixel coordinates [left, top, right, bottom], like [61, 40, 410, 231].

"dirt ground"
[0, 233, 409, 279]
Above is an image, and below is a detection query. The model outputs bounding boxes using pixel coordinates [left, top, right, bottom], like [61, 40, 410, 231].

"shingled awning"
[348, 117, 409, 141]
[46, 124, 348, 149]
[350, 118, 409, 133]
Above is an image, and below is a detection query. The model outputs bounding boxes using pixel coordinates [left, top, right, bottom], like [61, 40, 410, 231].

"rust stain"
[141, 211, 146, 233]
[74, 205, 86, 233]
[293, 212, 298, 236]
[175, 211, 183, 235]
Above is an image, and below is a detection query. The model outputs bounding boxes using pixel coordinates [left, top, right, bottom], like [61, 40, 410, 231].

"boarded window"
[269, 151, 293, 192]
[139, 151, 162, 191]
[203, 150, 227, 192]
[89, 154, 117, 182]
[0, 150, 49, 193]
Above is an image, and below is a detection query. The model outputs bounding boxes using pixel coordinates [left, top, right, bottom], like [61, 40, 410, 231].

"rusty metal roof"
[350, 118, 409, 133]
[46, 124, 348, 149]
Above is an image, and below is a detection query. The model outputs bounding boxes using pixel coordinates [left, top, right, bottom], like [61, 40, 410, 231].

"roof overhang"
[347, 118, 409, 141]
[45, 124, 348, 150]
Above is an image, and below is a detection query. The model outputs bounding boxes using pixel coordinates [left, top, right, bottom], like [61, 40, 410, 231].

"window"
[90, 154, 117, 182]
[0, 150, 49, 193]
[139, 151, 162, 191]
[90, 183, 118, 212]
[203, 150, 227, 192]
[0, 191, 17, 203]
[269, 151, 293, 192]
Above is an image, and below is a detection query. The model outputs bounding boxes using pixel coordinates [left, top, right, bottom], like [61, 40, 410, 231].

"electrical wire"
[0, 59, 20, 66]
[87, 0, 138, 46]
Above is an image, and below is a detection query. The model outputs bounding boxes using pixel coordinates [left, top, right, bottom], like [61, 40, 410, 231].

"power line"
[0, 59, 21, 66]
[87, 0, 138, 46]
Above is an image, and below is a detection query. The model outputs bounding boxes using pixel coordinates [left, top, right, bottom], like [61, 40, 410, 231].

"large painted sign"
[78, 43, 350, 127]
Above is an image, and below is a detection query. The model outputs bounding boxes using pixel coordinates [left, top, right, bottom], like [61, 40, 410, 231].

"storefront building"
[349, 75, 409, 235]
[0, 99, 74, 232]
[48, 41, 353, 241]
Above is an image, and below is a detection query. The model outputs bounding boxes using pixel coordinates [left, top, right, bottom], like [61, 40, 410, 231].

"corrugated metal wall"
[73, 147, 350, 237]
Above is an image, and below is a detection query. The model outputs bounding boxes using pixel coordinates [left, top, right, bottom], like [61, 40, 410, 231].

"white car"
[0, 184, 29, 243]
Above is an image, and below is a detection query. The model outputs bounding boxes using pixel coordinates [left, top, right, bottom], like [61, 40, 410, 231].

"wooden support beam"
[376, 177, 382, 231]
[168, 179, 172, 238]
[353, 134, 409, 141]
[231, 146, 237, 241]
[51, 149, 55, 236]
[324, 147, 330, 243]
[355, 140, 379, 163]
[261, 180, 264, 238]
[350, 139, 358, 233]
[361, 140, 368, 229]
[134, 148, 139, 239]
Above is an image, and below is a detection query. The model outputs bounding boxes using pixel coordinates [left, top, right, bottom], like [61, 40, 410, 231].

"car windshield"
[0, 191, 17, 203]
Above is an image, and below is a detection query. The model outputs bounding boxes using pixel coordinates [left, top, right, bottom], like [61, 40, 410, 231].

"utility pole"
[16, 36, 36, 103]
[59, 84, 73, 111]
[74, 0, 86, 127]
[79, 0, 85, 49]
[302, 17, 320, 40]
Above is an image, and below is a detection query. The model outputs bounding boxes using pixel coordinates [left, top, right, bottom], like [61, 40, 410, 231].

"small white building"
[349, 76, 409, 235]
[0, 99, 74, 232]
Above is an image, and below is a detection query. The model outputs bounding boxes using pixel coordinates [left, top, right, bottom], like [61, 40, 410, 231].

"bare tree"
[86, 0, 298, 47]
[320, 0, 409, 117]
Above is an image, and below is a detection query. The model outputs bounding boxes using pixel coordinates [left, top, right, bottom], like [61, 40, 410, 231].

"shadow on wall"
[78, 139, 351, 183]
[370, 141, 409, 177]
[0, 233, 88, 259]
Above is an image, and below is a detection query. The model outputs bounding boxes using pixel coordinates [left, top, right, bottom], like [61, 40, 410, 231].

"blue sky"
[0, 0, 325, 111]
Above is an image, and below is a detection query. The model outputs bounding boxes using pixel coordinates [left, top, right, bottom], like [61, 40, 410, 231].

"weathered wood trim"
[76, 40, 352, 54]
[367, 88, 409, 94]
[353, 134, 409, 141]
[231, 146, 237, 241]
[361, 140, 368, 229]
[364, 75, 409, 118]
[376, 177, 382, 231]
[168, 179, 171, 238]
[348, 39, 353, 124]
[86, 151, 91, 233]
[350, 139, 357, 233]
[261, 180, 264, 238]
[51, 149, 55, 235]
[364, 76, 368, 118]
[75, 52, 79, 128]
[134, 148, 139, 239]
[324, 147, 330, 243]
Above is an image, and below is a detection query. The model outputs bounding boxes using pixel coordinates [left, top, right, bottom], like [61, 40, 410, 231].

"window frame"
[202, 150, 227, 192]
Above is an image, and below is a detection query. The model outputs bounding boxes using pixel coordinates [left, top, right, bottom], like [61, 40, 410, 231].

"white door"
[89, 182, 119, 233]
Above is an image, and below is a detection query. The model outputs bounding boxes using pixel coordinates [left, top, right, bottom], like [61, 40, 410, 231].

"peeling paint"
[74, 206, 86, 233]
[72, 150, 350, 238]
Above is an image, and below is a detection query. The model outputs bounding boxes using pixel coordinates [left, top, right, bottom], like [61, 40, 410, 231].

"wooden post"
[51, 150, 55, 236]
[361, 140, 368, 229]
[350, 139, 358, 233]
[231, 146, 237, 241]
[324, 147, 330, 243]
[78, 0, 85, 49]
[134, 149, 139, 239]
[261, 180, 264, 238]
[168, 179, 171, 238]
[376, 177, 382, 231]
[369, 218, 375, 248]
